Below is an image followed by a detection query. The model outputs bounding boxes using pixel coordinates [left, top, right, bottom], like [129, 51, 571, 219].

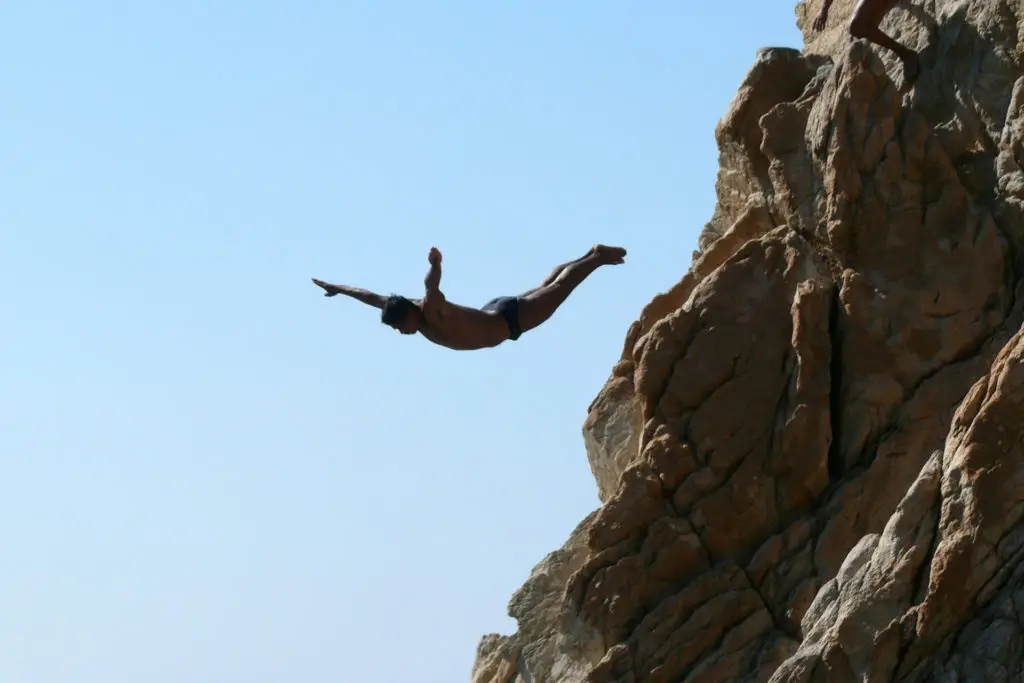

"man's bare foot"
[592, 244, 627, 265]
[812, 9, 828, 32]
[312, 278, 340, 296]
[902, 53, 921, 86]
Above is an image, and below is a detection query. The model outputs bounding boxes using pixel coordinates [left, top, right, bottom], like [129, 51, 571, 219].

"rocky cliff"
[472, 1, 1024, 681]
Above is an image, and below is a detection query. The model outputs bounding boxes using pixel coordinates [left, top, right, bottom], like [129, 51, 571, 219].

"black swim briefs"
[482, 296, 522, 341]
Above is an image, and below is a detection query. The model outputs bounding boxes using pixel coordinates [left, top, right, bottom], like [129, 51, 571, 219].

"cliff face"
[473, 1, 1024, 681]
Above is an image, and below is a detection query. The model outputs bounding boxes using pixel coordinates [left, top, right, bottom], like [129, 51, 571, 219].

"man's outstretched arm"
[311, 278, 386, 309]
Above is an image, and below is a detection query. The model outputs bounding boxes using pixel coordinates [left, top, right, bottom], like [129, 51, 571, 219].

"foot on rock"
[902, 53, 921, 88]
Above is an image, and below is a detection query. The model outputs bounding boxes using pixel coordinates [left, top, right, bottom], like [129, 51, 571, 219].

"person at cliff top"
[312, 244, 627, 351]
[812, 0, 921, 84]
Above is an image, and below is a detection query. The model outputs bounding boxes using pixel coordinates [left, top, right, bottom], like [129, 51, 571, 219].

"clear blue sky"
[2, 2, 803, 681]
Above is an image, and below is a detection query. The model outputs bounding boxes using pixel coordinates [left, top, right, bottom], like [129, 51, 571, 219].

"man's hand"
[812, 2, 831, 31]
[312, 278, 340, 296]
[311, 278, 387, 308]
[423, 247, 444, 304]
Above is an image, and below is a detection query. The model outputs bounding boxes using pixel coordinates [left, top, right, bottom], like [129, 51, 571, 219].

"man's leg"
[516, 245, 626, 333]
[850, 0, 920, 81]
[519, 253, 594, 298]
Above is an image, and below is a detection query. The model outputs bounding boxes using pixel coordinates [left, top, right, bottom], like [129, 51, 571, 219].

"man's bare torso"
[415, 299, 510, 350]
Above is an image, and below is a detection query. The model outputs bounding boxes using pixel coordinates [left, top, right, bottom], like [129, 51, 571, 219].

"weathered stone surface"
[583, 367, 644, 504]
[474, 1, 1024, 681]
[700, 47, 831, 252]
[583, 46, 831, 501]
[474, 511, 604, 683]
[472, 635, 521, 683]
[771, 327, 1024, 682]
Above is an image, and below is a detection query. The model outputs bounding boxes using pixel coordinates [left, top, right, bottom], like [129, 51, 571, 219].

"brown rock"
[473, 1, 1024, 681]
[472, 635, 521, 683]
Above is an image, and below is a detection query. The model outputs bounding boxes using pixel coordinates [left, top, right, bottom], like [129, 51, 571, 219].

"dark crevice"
[770, 349, 797, 443]
[827, 289, 845, 483]
[739, 563, 802, 642]
[893, 463, 944, 672]
[514, 649, 529, 683]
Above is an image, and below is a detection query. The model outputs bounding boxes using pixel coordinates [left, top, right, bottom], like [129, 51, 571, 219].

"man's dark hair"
[381, 295, 418, 327]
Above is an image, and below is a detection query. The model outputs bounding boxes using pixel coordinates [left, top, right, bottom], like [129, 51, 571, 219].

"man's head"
[381, 295, 421, 334]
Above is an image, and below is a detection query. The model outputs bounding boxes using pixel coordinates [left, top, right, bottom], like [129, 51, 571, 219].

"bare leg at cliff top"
[812, 0, 921, 84]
